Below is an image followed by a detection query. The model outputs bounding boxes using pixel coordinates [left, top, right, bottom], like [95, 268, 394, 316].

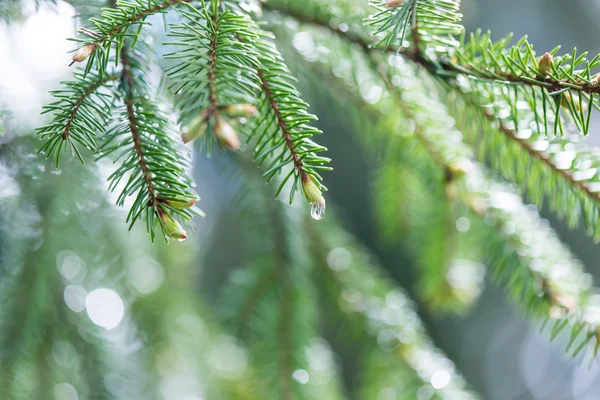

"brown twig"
[120, 49, 156, 204]
[258, 70, 307, 183]
[85, 0, 192, 49]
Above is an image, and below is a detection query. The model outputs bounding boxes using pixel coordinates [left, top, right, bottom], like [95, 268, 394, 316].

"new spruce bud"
[160, 212, 187, 241]
[447, 159, 473, 178]
[214, 115, 240, 150]
[302, 176, 326, 220]
[163, 195, 198, 210]
[222, 104, 258, 118]
[72, 44, 97, 63]
[386, 0, 403, 7]
[182, 113, 208, 144]
[537, 52, 553, 76]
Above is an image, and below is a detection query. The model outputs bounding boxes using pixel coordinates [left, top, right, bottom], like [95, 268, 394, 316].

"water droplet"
[310, 203, 325, 220]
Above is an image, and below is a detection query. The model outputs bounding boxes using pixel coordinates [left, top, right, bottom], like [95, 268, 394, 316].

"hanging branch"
[70, 0, 194, 74]
[97, 44, 199, 241]
[37, 71, 118, 165]
[248, 29, 331, 217]
[449, 84, 600, 237]
[164, 1, 260, 151]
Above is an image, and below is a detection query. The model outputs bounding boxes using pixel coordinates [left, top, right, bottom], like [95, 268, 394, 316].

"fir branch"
[98, 44, 199, 241]
[399, 28, 600, 239]
[259, 70, 308, 185]
[245, 28, 331, 207]
[448, 82, 600, 238]
[366, 1, 600, 136]
[164, 1, 260, 150]
[61, 74, 117, 141]
[368, 0, 462, 51]
[368, 52, 596, 337]
[71, 0, 193, 73]
[37, 71, 117, 165]
[120, 49, 156, 205]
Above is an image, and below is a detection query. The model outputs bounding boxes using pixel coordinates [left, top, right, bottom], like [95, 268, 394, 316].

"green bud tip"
[214, 116, 240, 151]
[72, 44, 97, 63]
[182, 113, 208, 144]
[222, 104, 258, 118]
[301, 176, 325, 207]
[160, 212, 187, 241]
[164, 196, 198, 210]
[447, 159, 473, 178]
[537, 52, 553, 75]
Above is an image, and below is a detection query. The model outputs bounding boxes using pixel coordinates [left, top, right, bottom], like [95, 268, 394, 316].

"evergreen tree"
[2, 0, 600, 398]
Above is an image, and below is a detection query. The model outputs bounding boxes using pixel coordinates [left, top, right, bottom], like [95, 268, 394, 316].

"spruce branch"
[164, 1, 260, 151]
[365, 1, 599, 136]
[449, 85, 600, 237]
[120, 49, 155, 203]
[70, 0, 193, 73]
[365, 1, 600, 356]
[368, 0, 462, 51]
[37, 71, 118, 165]
[248, 29, 331, 211]
[98, 44, 199, 241]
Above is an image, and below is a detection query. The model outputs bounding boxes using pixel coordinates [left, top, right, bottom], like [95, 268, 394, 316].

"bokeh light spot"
[86, 288, 125, 330]
[54, 383, 78, 400]
[292, 369, 309, 384]
[64, 285, 87, 313]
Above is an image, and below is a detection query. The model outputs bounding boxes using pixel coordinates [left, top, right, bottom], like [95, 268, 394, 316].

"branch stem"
[86, 0, 192, 48]
[62, 73, 119, 141]
[208, 11, 219, 111]
[258, 70, 307, 182]
[120, 49, 156, 205]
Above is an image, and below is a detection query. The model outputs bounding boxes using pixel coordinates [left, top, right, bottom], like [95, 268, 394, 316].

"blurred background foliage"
[3, 1, 600, 400]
